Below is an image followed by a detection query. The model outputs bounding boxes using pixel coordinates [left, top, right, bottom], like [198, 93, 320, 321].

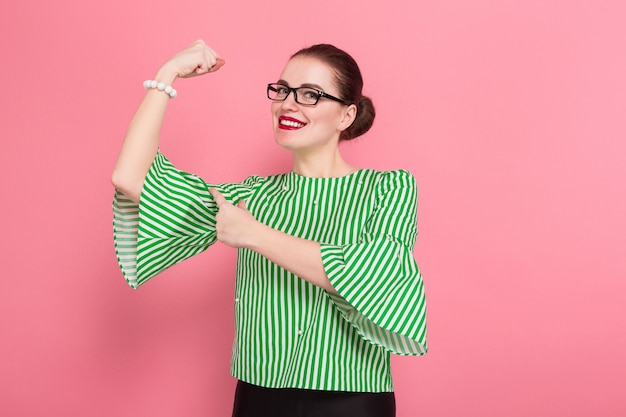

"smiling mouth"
[279, 116, 307, 130]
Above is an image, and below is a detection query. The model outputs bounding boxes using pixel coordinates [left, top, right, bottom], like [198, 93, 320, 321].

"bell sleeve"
[320, 170, 428, 356]
[112, 152, 262, 289]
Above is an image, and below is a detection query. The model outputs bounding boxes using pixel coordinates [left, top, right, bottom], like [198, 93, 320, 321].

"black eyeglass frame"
[267, 83, 350, 106]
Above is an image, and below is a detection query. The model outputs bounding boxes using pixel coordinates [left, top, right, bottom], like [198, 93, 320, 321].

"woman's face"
[271, 56, 356, 154]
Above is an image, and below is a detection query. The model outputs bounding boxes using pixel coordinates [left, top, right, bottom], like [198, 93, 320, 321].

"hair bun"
[341, 95, 375, 141]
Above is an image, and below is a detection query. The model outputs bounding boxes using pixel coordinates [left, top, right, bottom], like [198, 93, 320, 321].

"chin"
[273, 130, 302, 150]
[274, 137, 300, 152]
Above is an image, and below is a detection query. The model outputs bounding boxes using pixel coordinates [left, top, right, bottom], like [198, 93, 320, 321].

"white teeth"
[280, 119, 305, 128]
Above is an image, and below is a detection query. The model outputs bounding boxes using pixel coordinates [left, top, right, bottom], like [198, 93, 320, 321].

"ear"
[337, 103, 357, 133]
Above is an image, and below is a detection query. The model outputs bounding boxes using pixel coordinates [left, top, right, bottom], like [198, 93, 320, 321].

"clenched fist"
[155, 40, 225, 83]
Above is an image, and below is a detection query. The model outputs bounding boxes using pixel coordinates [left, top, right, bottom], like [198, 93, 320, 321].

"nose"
[280, 90, 299, 111]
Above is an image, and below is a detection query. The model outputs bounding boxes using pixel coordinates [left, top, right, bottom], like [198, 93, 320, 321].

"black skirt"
[232, 380, 396, 417]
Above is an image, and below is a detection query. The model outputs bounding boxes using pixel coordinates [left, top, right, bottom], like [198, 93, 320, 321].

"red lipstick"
[278, 116, 307, 130]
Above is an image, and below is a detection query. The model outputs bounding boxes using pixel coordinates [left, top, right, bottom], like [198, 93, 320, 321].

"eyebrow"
[277, 79, 326, 91]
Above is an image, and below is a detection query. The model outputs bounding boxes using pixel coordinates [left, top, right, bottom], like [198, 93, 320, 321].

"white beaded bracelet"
[143, 80, 177, 98]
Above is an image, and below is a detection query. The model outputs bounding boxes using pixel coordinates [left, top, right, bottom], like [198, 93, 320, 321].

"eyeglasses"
[267, 83, 349, 106]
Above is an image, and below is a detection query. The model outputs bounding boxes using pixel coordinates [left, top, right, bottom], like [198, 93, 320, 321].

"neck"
[291, 146, 356, 178]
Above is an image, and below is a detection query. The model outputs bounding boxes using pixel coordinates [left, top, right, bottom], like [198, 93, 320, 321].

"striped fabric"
[113, 152, 427, 392]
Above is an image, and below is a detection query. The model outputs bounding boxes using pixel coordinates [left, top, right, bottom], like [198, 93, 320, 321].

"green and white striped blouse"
[113, 152, 427, 392]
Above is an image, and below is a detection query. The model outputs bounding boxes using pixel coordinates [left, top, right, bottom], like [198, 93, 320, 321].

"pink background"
[1, 0, 625, 416]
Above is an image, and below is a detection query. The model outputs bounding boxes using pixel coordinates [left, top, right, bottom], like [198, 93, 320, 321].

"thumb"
[237, 200, 247, 211]
[208, 58, 226, 73]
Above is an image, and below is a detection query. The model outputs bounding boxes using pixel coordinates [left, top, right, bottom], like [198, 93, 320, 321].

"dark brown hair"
[291, 44, 375, 141]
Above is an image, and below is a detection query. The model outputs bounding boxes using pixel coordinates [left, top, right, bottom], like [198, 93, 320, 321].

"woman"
[112, 40, 427, 417]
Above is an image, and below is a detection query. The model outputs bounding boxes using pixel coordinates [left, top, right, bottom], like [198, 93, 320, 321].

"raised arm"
[111, 40, 225, 203]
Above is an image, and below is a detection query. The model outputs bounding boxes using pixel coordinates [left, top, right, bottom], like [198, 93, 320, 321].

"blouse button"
[358, 180, 364, 185]
[235, 298, 240, 303]
[283, 185, 288, 191]
[297, 329, 303, 335]
[313, 200, 318, 205]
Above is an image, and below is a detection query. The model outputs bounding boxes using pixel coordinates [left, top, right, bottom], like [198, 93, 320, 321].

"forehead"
[278, 56, 337, 90]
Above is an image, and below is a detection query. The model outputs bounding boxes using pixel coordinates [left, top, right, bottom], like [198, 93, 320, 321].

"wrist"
[154, 64, 179, 85]
[247, 221, 272, 252]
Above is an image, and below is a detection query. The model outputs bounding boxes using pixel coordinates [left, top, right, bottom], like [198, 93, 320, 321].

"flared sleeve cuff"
[321, 236, 428, 356]
[112, 153, 218, 289]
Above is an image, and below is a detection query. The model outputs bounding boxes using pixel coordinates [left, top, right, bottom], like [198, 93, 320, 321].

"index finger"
[209, 188, 228, 206]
